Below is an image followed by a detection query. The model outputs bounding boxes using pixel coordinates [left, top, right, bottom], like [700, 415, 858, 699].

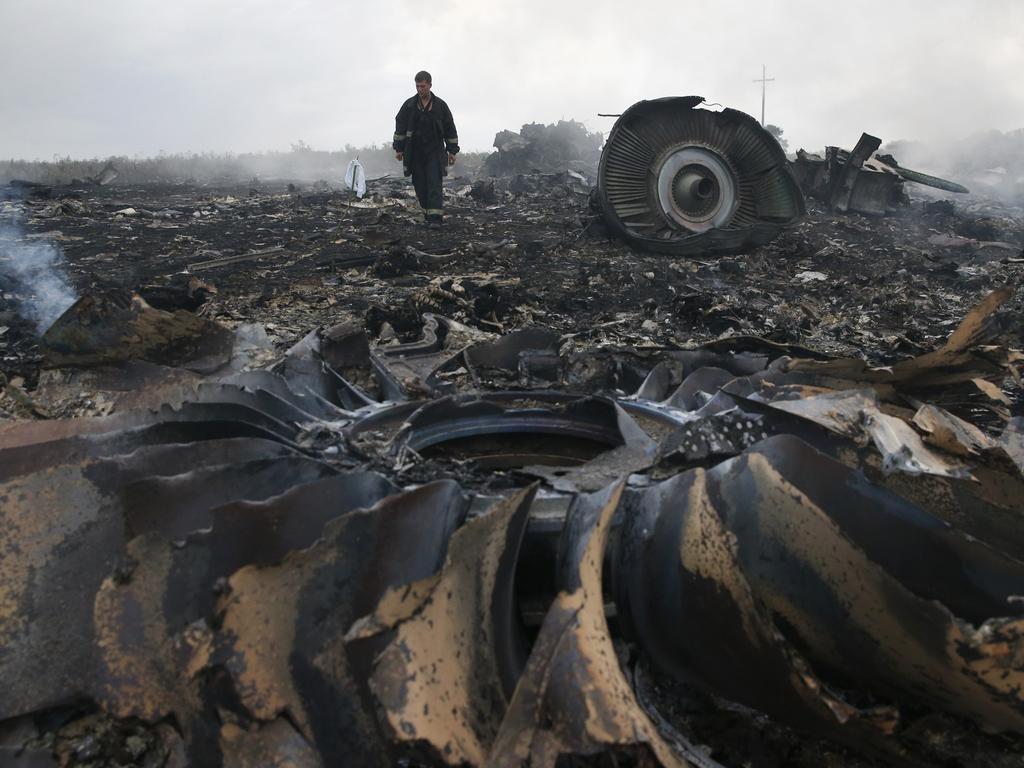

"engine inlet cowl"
[597, 96, 805, 257]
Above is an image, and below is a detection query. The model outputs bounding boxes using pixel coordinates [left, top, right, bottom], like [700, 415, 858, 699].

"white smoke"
[0, 216, 77, 334]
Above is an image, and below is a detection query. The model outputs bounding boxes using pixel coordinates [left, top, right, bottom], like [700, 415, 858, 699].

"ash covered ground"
[2, 155, 1024, 768]
[3, 174, 1023, 407]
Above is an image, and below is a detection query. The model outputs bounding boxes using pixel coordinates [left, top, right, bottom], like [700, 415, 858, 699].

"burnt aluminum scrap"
[596, 96, 806, 257]
[792, 132, 971, 216]
[2, 290, 1024, 766]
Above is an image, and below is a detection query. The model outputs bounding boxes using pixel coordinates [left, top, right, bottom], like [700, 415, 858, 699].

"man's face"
[416, 79, 431, 98]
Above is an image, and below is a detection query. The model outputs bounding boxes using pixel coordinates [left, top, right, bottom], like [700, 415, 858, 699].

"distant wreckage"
[596, 96, 806, 257]
[792, 132, 970, 216]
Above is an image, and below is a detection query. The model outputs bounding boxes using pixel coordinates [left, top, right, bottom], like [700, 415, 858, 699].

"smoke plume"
[0, 218, 77, 334]
[885, 129, 1024, 208]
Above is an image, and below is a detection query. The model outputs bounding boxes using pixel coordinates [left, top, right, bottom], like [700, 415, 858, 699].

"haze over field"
[2, 0, 1023, 160]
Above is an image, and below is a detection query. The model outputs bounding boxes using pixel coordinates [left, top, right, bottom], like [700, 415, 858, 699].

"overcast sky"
[2, 0, 1023, 161]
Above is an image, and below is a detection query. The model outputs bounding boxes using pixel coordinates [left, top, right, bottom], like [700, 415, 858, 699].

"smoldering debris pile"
[1, 124, 1024, 766]
[793, 132, 970, 216]
[481, 119, 603, 178]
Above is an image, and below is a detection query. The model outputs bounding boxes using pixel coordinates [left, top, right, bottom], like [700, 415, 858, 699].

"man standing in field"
[393, 70, 459, 228]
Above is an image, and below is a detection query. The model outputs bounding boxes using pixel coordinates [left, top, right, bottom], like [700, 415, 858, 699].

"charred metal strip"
[488, 482, 689, 767]
[89, 472, 401, 763]
[463, 327, 561, 370]
[707, 436, 1024, 733]
[893, 166, 969, 194]
[187, 245, 285, 272]
[662, 366, 736, 410]
[121, 456, 338, 540]
[277, 328, 376, 409]
[97, 438, 302, 482]
[653, 409, 772, 464]
[525, 401, 658, 492]
[735, 387, 972, 478]
[344, 400, 424, 444]
[149, 400, 305, 442]
[860, 460, 1024, 566]
[372, 313, 444, 357]
[0, 427, 293, 482]
[216, 481, 468, 767]
[222, 370, 351, 421]
[0, 400, 306, 460]
[371, 314, 466, 397]
[635, 360, 676, 401]
[349, 486, 536, 764]
[693, 334, 833, 361]
[830, 133, 882, 212]
[912, 405, 995, 457]
[611, 468, 895, 757]
[0, 451, 348, 726]
[188, 382, 338, 429]
[0, 458, 127, 722]
[0, 399, 302, 452]
[728, 435, 1024, 623]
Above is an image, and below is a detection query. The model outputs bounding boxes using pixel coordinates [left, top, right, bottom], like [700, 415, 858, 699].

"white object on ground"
[344, 159, 367, 198]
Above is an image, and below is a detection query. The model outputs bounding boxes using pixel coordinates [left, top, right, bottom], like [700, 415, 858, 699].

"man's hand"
[396, 152, 404, 162]
[448, 153, 456, 166]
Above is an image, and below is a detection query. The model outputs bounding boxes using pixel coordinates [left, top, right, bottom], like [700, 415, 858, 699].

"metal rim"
[655, 146, 738, 232]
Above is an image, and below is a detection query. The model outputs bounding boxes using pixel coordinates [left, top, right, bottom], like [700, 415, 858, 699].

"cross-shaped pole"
[752, 64, 775, 126]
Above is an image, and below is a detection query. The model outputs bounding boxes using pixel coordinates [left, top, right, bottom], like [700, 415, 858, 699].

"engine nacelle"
[597, 97, 805, 256]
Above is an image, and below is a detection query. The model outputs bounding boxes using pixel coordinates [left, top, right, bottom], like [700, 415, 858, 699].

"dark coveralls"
[393, 93, 459, 222]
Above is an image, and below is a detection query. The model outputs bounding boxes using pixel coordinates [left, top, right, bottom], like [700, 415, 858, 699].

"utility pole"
[752, 64, 775, 126]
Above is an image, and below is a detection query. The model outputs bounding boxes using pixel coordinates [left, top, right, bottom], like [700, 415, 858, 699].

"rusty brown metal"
[215, 481, 467, 766]
[614, 434, 1024, 748]
[220, 719, 323, 768]
[349, 485, 535, 765]
[2, 286, 1023, 767]
[614, 465, 895, 755]
[488, 482, 689, 767]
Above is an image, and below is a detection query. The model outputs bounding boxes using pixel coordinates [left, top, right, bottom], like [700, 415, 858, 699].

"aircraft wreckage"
[1, 92, 1022, 767]
[1, 283, 1023, 767]
[593, 97, 969, 255]
[596, 97, 806, 257]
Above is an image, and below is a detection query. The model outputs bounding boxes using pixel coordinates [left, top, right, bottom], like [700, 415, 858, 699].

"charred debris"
[2, 97, 1024, 768]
